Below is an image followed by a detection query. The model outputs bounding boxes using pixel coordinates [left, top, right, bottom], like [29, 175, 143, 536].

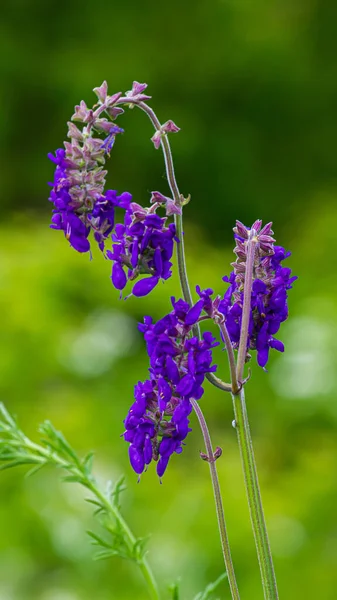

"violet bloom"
[123, 294, 219, 478]
[107, 203, 179, 297]
[220, 220, 297, 368]
[48, 87, 127, 253]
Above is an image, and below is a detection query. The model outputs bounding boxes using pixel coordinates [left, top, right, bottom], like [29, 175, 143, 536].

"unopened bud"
[93, 81, 108, 103]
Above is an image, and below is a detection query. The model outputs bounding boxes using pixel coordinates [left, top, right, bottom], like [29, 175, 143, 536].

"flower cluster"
[123, 294, 219, 477]
[48, 81, 181, 299]
[48, 83, 130, 253]
[220, 220, 297, 368]
[106, 201, 179, 297]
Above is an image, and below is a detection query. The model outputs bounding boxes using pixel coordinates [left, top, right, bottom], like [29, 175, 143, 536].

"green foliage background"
[1, 0, 337, 598]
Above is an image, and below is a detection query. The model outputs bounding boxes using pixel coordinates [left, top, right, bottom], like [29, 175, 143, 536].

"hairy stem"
[217, 319, 240, 394]
[236, 232, 257, 383]
[232, 390, 278, 600]
[115, 97, 238, 592]
[117, 98, 231, 393]
[191, 399, 240, 600]
[233, 229, 278, 599]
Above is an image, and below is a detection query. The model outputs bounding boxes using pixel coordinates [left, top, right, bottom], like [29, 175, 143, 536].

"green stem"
[87, 481, 160, 600]
[232, 389, 278, 600]
[191, 399, 240, 600]
[22, 436, 160, 600]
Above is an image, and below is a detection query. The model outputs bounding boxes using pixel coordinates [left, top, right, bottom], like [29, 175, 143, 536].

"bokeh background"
[1, 0, 337, 598]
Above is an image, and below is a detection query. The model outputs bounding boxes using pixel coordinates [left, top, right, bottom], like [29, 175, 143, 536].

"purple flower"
[48, 84, 128, 253]
[151, 120, 180, 149]
[220, 221, 297, 368]
[125, 81, 152, 102]
[123, 293, 219, 478]
[106, 204, 179, 297]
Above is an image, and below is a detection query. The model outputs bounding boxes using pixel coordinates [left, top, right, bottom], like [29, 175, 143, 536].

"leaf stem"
[191, 399, 240, 600]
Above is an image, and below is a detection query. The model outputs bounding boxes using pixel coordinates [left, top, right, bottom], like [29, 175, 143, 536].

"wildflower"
[151, 120, 180, 150]
[48, 85, 127, 253]
[125, 81, 152, 102]
[220, 221, 297, 368]
[107, 203, 179, 297]
[123, 294, 219, 477]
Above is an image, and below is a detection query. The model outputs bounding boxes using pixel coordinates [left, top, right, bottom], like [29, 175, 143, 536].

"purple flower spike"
[48, 84, 131, 254]
[123, 290, 219, 478]
[220, 220, 297, 368]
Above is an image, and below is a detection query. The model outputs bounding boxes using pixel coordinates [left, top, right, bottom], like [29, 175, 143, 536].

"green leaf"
[0, 403, 18, 429]
[193, 573, 227, 600]
[62, 474, 84, 484]
[82, 451, 94, 475]
[111, 476, 127, 508]
[0, 405, 158, 583]
[0, 457, 41, 471]
[86, 530, 111, 549]
[93, 549, 121, 561]
[132, 536, 150, 561]
[24, 463, 47, 478]
[85, 497, 105, 509]
[39, 421, 80, 465]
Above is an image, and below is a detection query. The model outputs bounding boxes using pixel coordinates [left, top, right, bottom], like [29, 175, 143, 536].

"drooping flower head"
[220, 220, 297, 368]
[48, 82, 180, 298]
[48, 83, 129, 253]
[123, 293, 219, 478]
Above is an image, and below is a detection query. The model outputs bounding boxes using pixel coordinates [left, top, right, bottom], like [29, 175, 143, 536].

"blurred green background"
[1, 0, 337, 598]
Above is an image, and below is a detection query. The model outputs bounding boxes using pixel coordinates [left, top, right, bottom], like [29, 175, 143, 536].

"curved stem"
[232, 389, 278, 600]
[115, 97, 238, 594]
[191, 399, 240, 600]
[118, 99, 231, 393]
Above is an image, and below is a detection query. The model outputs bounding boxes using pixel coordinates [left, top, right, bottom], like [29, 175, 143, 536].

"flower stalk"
[236, 230, 257, 383]
[117, 93, 239, 595]
[191, 399, 240, 600]
[232, 389, 278, 600]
